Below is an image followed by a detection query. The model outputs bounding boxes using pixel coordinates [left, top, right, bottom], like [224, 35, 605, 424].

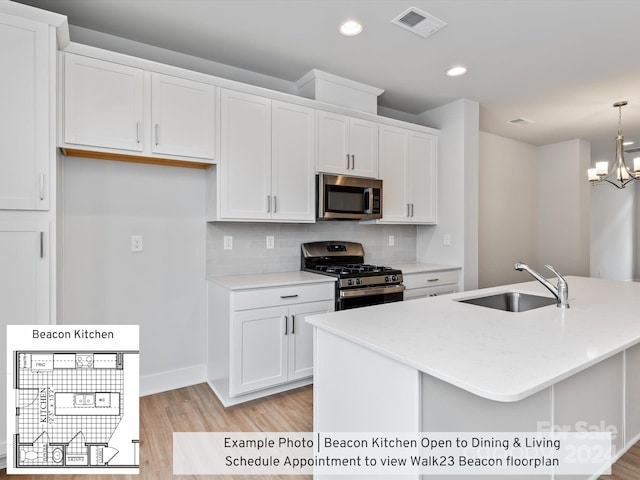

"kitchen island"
[307, 276, 640, 480]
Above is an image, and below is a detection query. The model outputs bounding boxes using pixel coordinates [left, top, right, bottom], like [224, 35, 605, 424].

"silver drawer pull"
[280, 294, 299, 299]
[427, 278, 439, 282]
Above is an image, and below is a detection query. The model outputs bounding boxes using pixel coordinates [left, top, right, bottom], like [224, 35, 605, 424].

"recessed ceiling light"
[339, 20, 363, 36]
[446, 66, 467, 77]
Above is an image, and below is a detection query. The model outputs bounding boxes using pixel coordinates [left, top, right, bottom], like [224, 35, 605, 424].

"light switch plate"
[223, 236, 233, 250]
[388, 235, 395, 247]
[266, 236, 275, 249]
[443, 234, 451, 246]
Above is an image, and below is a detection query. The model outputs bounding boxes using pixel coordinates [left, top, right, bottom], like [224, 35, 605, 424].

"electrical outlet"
[443, 234, 451, 246]
[266, 236, 275, 249]
[131, 235, 143, 252]
[388, 235, 395, 247]
[223, 236, 233, 250]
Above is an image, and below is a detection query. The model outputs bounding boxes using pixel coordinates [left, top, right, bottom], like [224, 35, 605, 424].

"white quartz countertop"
[208, 271, 335, 290]
[307, 276, 640, 402]
[392, 263, 461, 274]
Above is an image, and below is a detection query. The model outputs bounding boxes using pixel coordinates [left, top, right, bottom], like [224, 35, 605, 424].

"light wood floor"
[0, 382, 637, 479]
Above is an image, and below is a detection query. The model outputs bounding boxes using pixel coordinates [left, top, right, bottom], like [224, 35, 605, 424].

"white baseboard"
[140, 363, 206, 397]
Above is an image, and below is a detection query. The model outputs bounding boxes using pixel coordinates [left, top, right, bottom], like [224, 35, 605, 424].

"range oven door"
[337, 284, 405, 310]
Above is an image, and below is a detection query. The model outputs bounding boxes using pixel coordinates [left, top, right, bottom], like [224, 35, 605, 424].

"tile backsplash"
[207, 222, 418, 276]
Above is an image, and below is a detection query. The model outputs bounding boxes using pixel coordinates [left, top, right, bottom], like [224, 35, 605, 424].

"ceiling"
[15, 0, 640, 147]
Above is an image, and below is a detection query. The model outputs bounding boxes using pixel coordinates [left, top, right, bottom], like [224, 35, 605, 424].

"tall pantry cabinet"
[0, 3, 67, 464]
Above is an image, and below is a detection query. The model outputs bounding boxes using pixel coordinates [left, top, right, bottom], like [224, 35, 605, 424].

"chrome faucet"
[514, 263, 570, 309]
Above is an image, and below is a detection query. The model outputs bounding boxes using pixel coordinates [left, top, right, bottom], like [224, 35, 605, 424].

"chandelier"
[587, 101, 640, 189]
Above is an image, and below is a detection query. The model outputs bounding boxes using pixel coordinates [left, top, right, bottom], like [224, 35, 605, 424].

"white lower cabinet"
[403, 268, 460, 300]
[230, 300, 329, 395]
[208, 279, 334, 406]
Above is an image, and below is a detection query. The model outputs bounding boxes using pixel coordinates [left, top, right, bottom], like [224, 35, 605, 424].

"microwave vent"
[391, 7, 447, 38]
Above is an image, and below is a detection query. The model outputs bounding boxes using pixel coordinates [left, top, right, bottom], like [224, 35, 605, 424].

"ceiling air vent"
[508, 117, 535, 126]
[391, 7, 447, 38]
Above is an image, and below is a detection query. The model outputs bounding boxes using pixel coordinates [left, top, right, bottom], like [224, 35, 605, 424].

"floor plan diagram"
[9, 349, 139, 473]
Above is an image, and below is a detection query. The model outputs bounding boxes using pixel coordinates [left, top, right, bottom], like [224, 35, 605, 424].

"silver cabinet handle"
[136, 122, 141, 144]
[267, 195, 271, 213]
[39, 173, 44, 200]
[284, 315, 288, 335]
[427, 278, 439, 282]
[411, 203, 414, 217]
[273, 195, 277, 213]
[351, 154, 355, 170]
[291, 314, 296, 334]
[407, 204, 410, 217]
[40, 232, 44, 258]
[279, 294, 298, 299]
[345, 154, 350, 169]
[154, 124, 159, 145]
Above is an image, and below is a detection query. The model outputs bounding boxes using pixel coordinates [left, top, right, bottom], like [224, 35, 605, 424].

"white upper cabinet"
[271, 101, 315, 222]
[64, 54, 144, 152]
[0, 13, 50, 210]
[62, 53, 216, 165]
[216, 90, 316, 222]
[317, 111, 378, 178]
[151, 73, 215, 160]
[219, 89, 272, 220]
[379, 124, 437, 224]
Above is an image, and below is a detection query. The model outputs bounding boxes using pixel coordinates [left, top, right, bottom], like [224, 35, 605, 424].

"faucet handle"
[544, 264, 566, 284]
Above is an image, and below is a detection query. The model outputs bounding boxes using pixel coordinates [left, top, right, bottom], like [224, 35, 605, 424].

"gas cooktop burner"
[313, 264, 397, 276]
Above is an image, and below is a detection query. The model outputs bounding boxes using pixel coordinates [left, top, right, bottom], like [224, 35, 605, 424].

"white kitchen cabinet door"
[0, 13, 49, 210]
[348, 117, 378, 178]
[407, 131, 437, 223]
[271, 101, 315, 222]
[378, 125, 437, 224]
[219, 89, 272, 220]
[287, 301, 333, 381]
[151, 73, 215, 159]
[317, 111, 378, 178]
[230, 306, 288, 396]
[64, 54, 144, 152]
[0, 220, 49, 325]
[378, 125, 409, 222]
[317, 111, 349, 174]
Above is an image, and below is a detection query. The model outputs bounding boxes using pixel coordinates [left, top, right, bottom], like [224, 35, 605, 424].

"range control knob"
[347, 279, 353, 286]
[356, 278, 362, 285]
[384, 276, 390, 282]
[391, 275, 398, 282]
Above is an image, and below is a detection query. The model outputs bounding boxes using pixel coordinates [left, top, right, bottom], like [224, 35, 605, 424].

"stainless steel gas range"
[301, 241, 404, 311]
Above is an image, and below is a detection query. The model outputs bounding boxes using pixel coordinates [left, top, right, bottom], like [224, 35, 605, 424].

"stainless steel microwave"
[317, 174, 382, 220]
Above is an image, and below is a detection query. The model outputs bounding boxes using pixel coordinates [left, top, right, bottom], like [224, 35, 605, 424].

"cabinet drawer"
[403, 270, 459, 290]
[232, 283, 334, 311]
[404, 284, 457, 301]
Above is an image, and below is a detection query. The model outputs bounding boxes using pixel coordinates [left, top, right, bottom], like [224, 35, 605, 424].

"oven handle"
[339, 284, 405, 298]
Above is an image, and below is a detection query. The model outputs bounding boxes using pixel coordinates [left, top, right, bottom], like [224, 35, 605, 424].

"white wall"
[61, 157, 207, 395]
[416, 99, 480, 290]
[589, 139, 636, 280]
[478, 132, 538, 287]
[537, 139, 591, 276]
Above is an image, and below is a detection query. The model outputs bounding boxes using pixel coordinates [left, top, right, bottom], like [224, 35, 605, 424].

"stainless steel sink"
[457, 291, 557, 312]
